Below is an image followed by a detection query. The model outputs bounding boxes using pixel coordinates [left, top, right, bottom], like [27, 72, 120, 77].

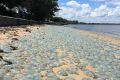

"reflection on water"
[65, 24, 120, 37]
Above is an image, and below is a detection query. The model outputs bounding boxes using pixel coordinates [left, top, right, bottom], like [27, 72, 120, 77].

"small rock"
[11, 38, 18, 41]
[0, 56, 12, 65]
[9, 46, 18, 50]
[0, 56, 3, 60]
[13, 32, 18, 36]
[4, 60, 13, 65]
[0, 49, 4, 53]
[79, 64, 86, 70]
[25, 29, 31, 33]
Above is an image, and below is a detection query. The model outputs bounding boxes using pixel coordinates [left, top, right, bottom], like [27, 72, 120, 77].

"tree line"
[51, 17, 79, 24]
[0, 0, 59, 21]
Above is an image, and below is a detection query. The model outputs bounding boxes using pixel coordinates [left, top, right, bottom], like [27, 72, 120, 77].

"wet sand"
[79, 30, 120, 47]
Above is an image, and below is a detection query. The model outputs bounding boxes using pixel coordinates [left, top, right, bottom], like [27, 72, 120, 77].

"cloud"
[57, 3, 94, 18]
[56, 0, 120, 23]
[92, 0, 120, 6]
[108, 0, 120, 6]
[80, 4, 91, 17]
[66, 0, 80, 8]
[90, 5, 109, 17]
[92, 0, 105, 1]
[108, 6, 120, 16]
[56, 7, 77, 19]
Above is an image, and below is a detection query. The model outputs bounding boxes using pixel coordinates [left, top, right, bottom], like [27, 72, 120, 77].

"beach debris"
[9, 46, 18, 50]
[13, 32, 18, 36]
[0, 55, 3, 60]
[11, 38, 18, 41]
[0, 55, 12, 65]
[25, 28, 31, 33]
[4, 60, 13, 65]
[0, 49, 4, 53]
[0, 49, 9, 53]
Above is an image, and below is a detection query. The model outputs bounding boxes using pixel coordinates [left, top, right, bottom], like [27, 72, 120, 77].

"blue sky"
[56, 0, 120, 23]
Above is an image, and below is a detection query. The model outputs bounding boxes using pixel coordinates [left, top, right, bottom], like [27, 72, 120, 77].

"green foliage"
[0, 0, 23, 8]
[0, 5, 16, 17]
[0, 0, 59, 21]
[25, 0, 59, 21]
[51, 17, 67, 23]
[51, 17, 79, 24]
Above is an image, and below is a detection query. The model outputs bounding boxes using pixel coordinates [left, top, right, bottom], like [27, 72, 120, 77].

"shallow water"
[65, 24, 120, 37]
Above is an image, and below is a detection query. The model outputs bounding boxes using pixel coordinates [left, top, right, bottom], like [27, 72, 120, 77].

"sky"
[56, 0, 120, 23]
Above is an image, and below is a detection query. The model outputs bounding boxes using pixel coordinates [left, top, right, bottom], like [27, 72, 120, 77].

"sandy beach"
[0, 25, 120, 80]
[0, 25, 120, 47]
[79, 30, 120, 48]
[0, 25, 42, 44]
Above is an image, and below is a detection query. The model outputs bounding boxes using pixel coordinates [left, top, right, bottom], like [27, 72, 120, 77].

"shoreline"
[0, 24, 120, 47]
[79, 30, 120, 47]
[0, 25, 120, 80]
[64, 25, 120, 47]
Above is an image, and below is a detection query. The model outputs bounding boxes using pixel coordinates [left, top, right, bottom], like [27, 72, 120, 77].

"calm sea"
[65, 24, 120, 38]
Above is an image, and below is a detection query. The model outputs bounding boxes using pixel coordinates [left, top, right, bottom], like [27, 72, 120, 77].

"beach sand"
[79, 30, 120, 48]
[0, 25, 120, 80]
[0, 25, 43, 44]
[0, 25, 120, 47]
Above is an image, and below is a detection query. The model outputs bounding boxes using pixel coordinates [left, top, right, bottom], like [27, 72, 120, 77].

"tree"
[0, 4, 16, 17]
[0, 0, 59, 21]
[50, 17, 79, 24]
[0, 0, 23, 8]
[0, 0, 24, 17]
[23, 0, 59, 21]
